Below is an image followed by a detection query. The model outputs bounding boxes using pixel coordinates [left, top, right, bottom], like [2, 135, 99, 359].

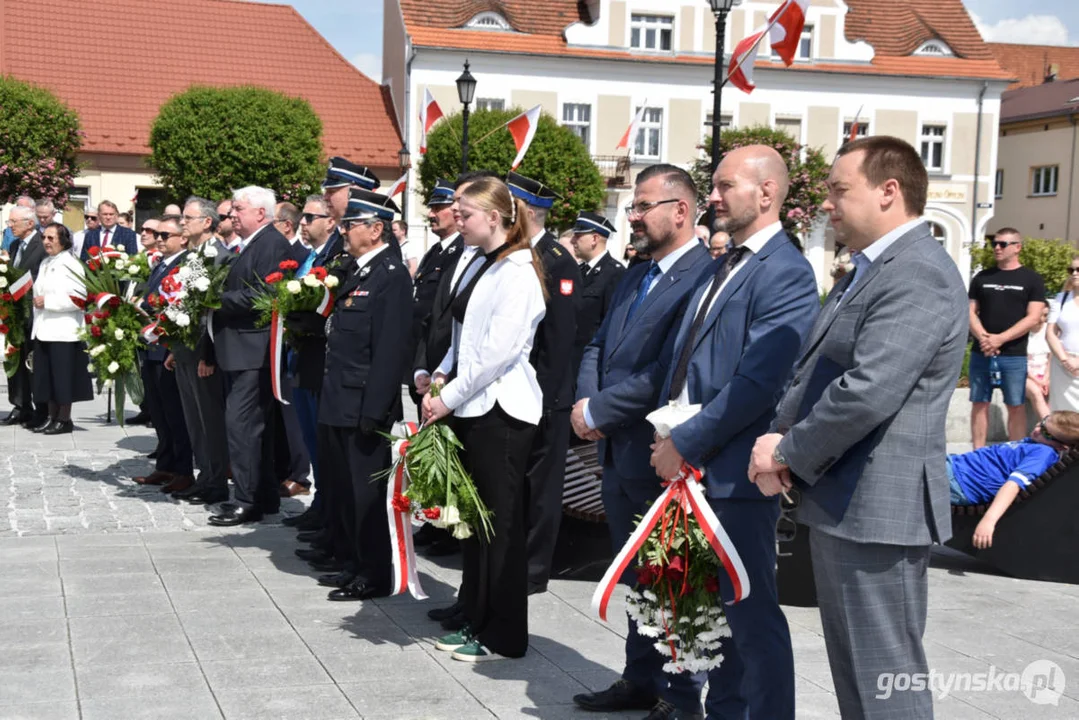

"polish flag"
[507, 105, 542, 170]
[768, 0, 809, 67]
[848, 105, 865, 142]
[386, 171, 408, 198]
[418, 88, 443, 155]
[616, 103, 649, 150]
[727, 30, 767, 94]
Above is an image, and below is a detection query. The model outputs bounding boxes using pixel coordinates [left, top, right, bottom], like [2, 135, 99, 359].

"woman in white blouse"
[1047, 258, 1079, 412]
[422, 176, 547, 662]
[30, 224, 92, 434]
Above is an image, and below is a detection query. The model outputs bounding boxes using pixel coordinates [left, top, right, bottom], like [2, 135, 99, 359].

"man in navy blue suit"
[571, 164, 710, 720]
[648, 146, 820, 719]
[80, 200, 138, 260]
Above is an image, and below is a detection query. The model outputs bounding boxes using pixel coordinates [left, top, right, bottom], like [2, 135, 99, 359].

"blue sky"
[279, 0, 1078, 83]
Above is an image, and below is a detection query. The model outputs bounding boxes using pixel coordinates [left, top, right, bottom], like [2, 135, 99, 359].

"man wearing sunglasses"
[948, 410, 1079, 548]
[968, 227, 1047, 448]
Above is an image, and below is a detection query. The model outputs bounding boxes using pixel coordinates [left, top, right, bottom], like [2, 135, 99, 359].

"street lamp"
[456, 60, 477, 173]
[709, 0, 738, 176]
[398, 145, 411, 222]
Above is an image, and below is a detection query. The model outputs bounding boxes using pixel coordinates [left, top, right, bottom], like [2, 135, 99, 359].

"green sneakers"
[434, 626, 472, 651]
[451, 639, 502, 662]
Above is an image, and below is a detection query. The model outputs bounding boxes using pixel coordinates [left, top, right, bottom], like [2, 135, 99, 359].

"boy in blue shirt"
[948, 411, 1079, 549]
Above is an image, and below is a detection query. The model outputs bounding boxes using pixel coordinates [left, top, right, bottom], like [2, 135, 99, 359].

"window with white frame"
[771, 25, 813, 60]
[928, 221, 947, 246]
[634, 107, 663, 159]
[920, 125, 946, 172]
[465, 11, 511, 31]
[475, 98, 504, 112]
[630, 14, 673, 51]
[842, 120, 869, 145]
[1032, 165, 1059, 196]
[703, 113, 732, 132]
[995, 169, 1004, 198]
[562, 103, 591, 147]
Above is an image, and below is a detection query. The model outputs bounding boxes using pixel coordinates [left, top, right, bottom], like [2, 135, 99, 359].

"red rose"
[108, 297, 121, 308]
[84, 314, 93, 324]
[90, 326, 102, 338]
[310, 266, 328, 280]
[167, 266, 180, 277]
[279, 260, 299, 271]
[0, 324, 8, 334]
[87, 246, 101, 257]
[635, 565, 656, 586]
[87, 260, 100, 271]
[265, 272, 285, 284]
[1, 293, 11, 302]
[422, 507, 441, 520]
[704, 576, 720, 594]
[391, 493, 411, 513]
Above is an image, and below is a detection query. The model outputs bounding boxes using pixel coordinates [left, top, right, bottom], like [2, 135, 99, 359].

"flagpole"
[718, 4, 788, 90]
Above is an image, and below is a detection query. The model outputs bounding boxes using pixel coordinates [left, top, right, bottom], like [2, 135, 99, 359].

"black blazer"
[207, 224, 291, 372]
[80, 225, 138, 260]
[318, 248, 413, 428]
[530, 232, 582, 411]
[412, 237, 467, 377]
[411, 234, 463, 341]
[13, 231, 47, 280]
[313, 229, 345, 269]
[573, 252, 625, 376]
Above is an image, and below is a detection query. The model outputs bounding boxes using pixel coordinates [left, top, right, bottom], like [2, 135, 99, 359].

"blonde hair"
[1049, 411, 1079, 445]
[460, 177, 548, 300]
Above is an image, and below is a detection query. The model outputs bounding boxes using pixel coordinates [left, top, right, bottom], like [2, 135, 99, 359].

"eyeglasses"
[302, 212, 329, 223]
[991, 240, 1020, 249]
[153, 231, 181, 241]
[624, 198, 680, 218]
[84, 215, 98, 220]
[181, 214, 204, 222]
[1038, 416, 1063, 445]
[1068, 268, 1079, 275]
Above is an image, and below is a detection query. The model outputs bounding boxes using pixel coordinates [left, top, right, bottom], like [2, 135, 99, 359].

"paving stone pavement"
[2, 390, 1078, 719]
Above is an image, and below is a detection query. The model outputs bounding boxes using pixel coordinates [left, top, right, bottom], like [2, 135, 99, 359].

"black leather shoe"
[207, 505, 263, 527]
[295, 547, 333, 563]
[282, 509, 318, 528]
[527, 582, 548, 596]
[127, 411, 152, 425]
[327, 580, 388, 602]
[427, 600, 463, 622]
[572, 679, 657, 713]
[30, 418, 55, 433]
[309, 557, 345, 573]
[425, 537, 460, 557]
[650, 703, 704, 720]
[1, 409, 27, 426]
[317, 571, 356, 588]
[297, 530, 328, 544]
[177, 487, 229, 505]
[21, 414, 47, 429]
[42, 420, 73, 435]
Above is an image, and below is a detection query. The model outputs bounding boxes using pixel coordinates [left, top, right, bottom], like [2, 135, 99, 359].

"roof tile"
[988, 43, 1079, 90]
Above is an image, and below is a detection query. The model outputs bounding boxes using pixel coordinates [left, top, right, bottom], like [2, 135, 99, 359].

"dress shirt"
[100, 225, 115, 248]
[836, 218, 924, 307]
[530, 229, 547, 248]
[585, 250, 610, 274]
[351, 243, 389, 273]
[439, 232, 460, 252]
[237, 223, 268, 254]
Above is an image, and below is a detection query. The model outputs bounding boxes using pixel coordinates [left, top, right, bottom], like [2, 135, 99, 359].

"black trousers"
[7, 343, 36, 418]
[317, 423, 392, 588]
[173, 348, 229, 494]
[524, 407, 572, 587]
[224, 367, 277, 513]
[141, 356, 193, 476]
[456, 405, 536, 658]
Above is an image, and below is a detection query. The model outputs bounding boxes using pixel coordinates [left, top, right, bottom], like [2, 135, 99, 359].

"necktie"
[102, 228, 111, 249]
[579, 261, 589, 277]
[667, 246, 749, 400]
[835, 252, 869, 309]
[12, 238, 23, 267]
[625, 261, 661, 322]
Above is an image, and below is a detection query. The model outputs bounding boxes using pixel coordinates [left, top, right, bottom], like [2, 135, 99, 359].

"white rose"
[90, 344, 107, 357]
[193, 277, 210, 292]
[203, 244, 218, 258]
[114, 258, 126, 270]
[107, 361, 119, 374]
[114, 329, 124, 340]
[286, 280, 302, 295]
[174, 290, 187, 300]
[451, 522, 473, 540]
[324, 275, 339, 289]
[0, 277, 8, 289]
[0, 263, 7, 273]
[302, 274, 320, 288]
[441, 506, 461, 525]
[177, 266, 191, 280]
[100, 255, 110, 265]
[175, 313, 191, 327]
[128, 266, 140, 276]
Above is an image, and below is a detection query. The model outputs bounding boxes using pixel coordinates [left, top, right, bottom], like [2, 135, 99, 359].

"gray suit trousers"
[810, 528, 933, 720]
[173, 348, 229, 493]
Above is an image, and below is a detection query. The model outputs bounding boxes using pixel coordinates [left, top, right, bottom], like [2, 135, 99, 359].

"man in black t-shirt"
[968, 227, 1047, 448]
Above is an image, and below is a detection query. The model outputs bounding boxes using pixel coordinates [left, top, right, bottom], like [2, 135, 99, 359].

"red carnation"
[167, 266, 180, 277]
[87, 260, 100, 271]
[108, 297, 121, 308]
[1, 293, 12, 302]
[422, 507, 441, 520]
[84, 314, 93, 324]
[0, 324, 8, 335]
[90, 325, 102, 338]
[279, 260, 299, 271]
[265, 272, 285, 284]
[310, 266, 328, 280]
[636, 565, 656, 586]
[87, 246, 101, 257]
[391, 493, 411, 513]
[704, 576, 720, 594]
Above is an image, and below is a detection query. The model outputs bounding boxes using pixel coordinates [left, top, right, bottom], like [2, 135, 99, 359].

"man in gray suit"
[749, 136, 969, 719]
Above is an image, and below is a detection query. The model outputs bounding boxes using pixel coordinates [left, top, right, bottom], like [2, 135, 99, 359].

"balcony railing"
[592, 155, 632, 188]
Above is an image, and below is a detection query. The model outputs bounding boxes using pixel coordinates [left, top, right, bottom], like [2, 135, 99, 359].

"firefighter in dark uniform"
[569, 211, 625, 382]
[506, 171, 583, 594]
[408, 179, 463, 406]
[314, 187, 413, 601]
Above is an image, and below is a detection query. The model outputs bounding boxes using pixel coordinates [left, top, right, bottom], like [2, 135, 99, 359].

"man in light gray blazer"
[749, 136, 969, 719]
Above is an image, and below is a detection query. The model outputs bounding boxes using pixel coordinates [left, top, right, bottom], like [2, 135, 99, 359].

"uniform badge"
[345, 298, 353, 308]
[388, 264, 396, 270]
[360, 266, 370, 278]
[560, 279, 574, 296]
[353, 290, 369, 297]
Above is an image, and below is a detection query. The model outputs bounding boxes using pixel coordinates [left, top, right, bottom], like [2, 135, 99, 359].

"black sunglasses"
[302, 212, 329, 223]
[85, 215, 98, 220]
[1068, 268, 1079, 275]
[1038, 416, 1063, 445]
[153, 231, 181, 241]
[991, 240, 1020, 249]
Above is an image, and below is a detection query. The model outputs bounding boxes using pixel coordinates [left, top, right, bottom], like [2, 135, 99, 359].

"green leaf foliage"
[0, 76, 82, 206]
[417, 108, 606, 230]
[690, 125, 830, 239]
[148, 86, 324, 204]
[970, 237, 1075, 294]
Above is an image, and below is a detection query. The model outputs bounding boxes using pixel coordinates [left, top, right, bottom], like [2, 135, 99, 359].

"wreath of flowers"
[147, 241, 230, 349]
[0, 250, 32, 377]
[252, 259, 340, 334]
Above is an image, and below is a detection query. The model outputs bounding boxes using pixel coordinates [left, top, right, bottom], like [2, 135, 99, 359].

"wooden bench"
[562, 441, 606, 522]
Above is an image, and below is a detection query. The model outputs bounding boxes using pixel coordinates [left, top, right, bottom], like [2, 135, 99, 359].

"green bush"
[418, 108, 605, 230]
[149, 86, 323, 203]
[690, 125, 830, 239]
[970, 237, 1075, 294]
[0, 76, 81, 206]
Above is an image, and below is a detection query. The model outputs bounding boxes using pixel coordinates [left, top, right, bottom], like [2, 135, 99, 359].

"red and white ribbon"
[591, 464, 751, 622]
[316, 285, 333, 318]
[386, 421, 428, 599]
[9, 273, 32, 301]
[269, 305, 289, 404]
[95, 293, 117, 310]
[140, 322, 163, 343]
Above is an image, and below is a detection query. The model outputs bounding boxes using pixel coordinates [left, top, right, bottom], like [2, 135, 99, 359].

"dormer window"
[913, 40, 954, 57]
[466, 11, 512, 31]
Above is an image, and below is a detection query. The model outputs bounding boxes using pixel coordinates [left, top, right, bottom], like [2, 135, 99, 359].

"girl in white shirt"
[1048, 260, 1079, 413]
[422, 177, 547, 662]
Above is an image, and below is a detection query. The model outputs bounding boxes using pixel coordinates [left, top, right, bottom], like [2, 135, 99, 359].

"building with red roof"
[1, 0, 402, 224]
